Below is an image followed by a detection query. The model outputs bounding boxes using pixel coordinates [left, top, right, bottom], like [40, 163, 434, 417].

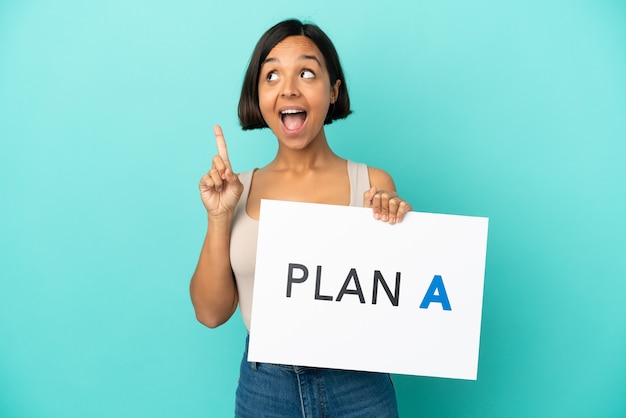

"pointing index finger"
[213, 125, 230, 165]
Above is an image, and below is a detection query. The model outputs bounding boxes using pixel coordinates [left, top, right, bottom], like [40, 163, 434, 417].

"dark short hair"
[238, 19, 352, 130]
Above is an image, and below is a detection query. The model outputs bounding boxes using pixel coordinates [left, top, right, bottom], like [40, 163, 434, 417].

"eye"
[266, 72, 278, 82]
[300, 70, 315, 79]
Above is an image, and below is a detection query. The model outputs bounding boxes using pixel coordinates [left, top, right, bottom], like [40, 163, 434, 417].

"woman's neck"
[271, 135, 341, 172]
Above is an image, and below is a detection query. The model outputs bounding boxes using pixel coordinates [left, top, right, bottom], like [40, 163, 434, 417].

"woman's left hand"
[364, 187, 412, 224]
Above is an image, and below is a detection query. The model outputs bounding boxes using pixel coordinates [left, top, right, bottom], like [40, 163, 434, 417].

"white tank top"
[230, 160, 370, 331]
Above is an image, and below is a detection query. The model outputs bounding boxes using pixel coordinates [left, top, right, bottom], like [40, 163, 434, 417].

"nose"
[280, 75, 300, 97]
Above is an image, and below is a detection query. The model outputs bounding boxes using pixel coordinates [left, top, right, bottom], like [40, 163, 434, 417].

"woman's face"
[258, 36, 340, 149]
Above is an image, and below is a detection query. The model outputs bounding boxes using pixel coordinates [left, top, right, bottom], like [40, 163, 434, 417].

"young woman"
[190, 19, 411, 417]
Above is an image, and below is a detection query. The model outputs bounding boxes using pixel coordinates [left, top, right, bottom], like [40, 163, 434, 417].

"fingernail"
[374, 213, 380, 220]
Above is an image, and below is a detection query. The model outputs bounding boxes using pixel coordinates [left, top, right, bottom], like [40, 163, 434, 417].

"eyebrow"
[262, 54, 322, 66]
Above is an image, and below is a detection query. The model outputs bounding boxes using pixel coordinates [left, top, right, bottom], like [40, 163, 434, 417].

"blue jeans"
[235, 336, 399, 417]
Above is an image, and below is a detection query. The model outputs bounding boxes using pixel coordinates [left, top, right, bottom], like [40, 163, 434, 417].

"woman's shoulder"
[237, 169, 257, 188]
[366, 166, 396, 191]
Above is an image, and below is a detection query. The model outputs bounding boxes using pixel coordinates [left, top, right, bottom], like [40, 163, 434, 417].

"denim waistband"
[244, 334, 314, 372]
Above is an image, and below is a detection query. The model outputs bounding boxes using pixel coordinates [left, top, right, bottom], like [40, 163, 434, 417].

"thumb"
[363, 186, 376, 208]
[223, 166, 239, 184]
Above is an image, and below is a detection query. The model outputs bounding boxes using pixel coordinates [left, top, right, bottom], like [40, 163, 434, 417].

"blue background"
[1, 0, 625, 416]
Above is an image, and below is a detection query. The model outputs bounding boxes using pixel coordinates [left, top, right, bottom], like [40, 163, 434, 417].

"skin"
[190, 36, 412, 328]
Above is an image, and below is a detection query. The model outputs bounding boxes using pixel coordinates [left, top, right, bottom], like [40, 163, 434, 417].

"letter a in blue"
[419, 275, 451, 311]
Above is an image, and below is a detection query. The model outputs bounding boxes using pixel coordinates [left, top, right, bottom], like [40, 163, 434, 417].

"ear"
[330, 79, 341, 104]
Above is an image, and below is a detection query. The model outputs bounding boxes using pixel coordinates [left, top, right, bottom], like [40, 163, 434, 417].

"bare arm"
[190, 126, 243, 328]
[190, 216, 238, 328]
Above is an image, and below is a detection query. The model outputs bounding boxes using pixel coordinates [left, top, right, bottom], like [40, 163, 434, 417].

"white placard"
[249, 199, 489, 380]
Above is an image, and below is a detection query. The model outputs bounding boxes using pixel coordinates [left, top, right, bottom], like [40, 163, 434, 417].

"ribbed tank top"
[230, 160, 370, 331]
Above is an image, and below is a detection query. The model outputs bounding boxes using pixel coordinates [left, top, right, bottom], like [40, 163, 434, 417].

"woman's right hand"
[199, 125, 244, 218]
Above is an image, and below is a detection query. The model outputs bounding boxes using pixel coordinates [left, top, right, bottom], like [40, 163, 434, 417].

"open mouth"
[280, 109, 307, 132]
